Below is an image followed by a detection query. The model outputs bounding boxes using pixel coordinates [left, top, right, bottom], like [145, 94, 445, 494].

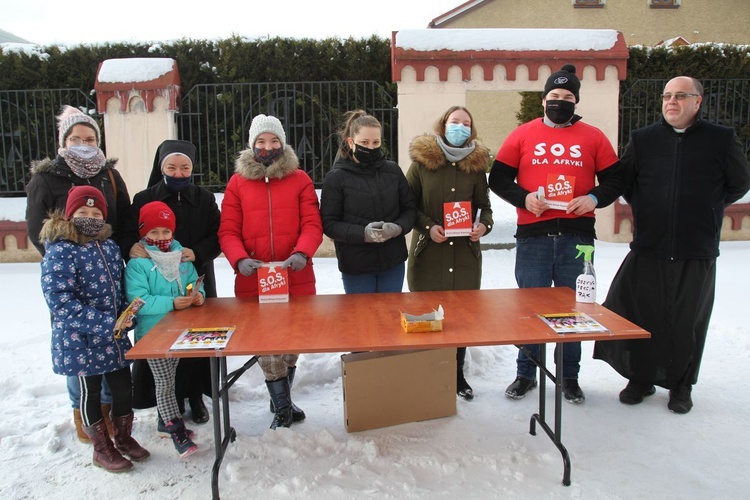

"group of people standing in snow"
[26, 66, 749, 473]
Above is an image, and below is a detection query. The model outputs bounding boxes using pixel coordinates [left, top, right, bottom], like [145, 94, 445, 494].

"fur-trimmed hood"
[408, 134, 489, 174]
[29, 156, 119, 176]
[39, 210, 113, 246]
[234, 145, 300, 181]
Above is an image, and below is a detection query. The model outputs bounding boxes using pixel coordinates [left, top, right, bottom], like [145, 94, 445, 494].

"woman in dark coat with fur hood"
[122, 139, 221, 425]
[26, 106, 131, 256]
[25, 105, 131, 443]
[406, 105, 493, 401]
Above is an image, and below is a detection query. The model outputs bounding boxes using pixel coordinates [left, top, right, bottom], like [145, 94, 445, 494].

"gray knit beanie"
[248, 114, 286, 148]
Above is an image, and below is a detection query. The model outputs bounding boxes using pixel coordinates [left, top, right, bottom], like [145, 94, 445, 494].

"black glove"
[237, 258, 264, 276]
[282, 252, 308, 272]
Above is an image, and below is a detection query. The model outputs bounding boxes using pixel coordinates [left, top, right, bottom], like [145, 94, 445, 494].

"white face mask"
[67, 144, 99, 160]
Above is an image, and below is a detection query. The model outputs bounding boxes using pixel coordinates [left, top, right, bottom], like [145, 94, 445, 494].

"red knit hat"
[138, 201, 176, 237]
[65, 186, 107, 219]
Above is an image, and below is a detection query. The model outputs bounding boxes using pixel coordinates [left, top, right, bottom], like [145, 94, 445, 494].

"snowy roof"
[429, 0, 488, 27]
[395, 29, 620, 52]
[97, 58, 175, 84]
[0, 28, 31, 44]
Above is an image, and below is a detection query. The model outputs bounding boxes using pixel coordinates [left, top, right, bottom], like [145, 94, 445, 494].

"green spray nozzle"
[575, 245, 595, 262]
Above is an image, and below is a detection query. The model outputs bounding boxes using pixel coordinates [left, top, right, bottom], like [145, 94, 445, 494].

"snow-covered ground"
[2, 192, 749, 498]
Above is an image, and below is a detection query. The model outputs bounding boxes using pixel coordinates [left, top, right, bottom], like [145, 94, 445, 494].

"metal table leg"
[210, 356, 259, 500]
[528, 343, 572, 486]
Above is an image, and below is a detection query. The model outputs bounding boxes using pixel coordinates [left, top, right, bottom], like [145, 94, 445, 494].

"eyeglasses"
[661, 92, 700, 101]
[67, 136, 98, 146]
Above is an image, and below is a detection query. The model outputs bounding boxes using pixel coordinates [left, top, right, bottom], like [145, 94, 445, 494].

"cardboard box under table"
[341, 348, 456, 432]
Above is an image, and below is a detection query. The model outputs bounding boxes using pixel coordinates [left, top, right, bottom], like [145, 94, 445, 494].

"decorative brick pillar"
[94, 58, 181, 197]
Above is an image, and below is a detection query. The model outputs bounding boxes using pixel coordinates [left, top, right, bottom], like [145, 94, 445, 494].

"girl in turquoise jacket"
[125, 201, 205, 457]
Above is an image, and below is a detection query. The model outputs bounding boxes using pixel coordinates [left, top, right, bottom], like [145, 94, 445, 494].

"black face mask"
[545, 100, 576, 125]
[352, 144, 383, 164]
[163, 174, 192, 192]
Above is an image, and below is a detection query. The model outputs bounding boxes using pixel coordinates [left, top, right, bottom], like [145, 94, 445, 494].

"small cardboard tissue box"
[401, 305, 444, 333]
[257, 263, 289, 303]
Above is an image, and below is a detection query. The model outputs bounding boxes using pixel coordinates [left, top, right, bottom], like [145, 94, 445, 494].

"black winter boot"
[266, 376, 293, 429]
[457, 365, 474, 400]
[456, 348, 474, 400]
[269, 366, 306, 422]
[189, 394, 210, 424]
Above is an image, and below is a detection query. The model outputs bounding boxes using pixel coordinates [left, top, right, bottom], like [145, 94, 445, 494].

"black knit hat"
[544, 64, 581, 103]
[147, 140, 197, 188]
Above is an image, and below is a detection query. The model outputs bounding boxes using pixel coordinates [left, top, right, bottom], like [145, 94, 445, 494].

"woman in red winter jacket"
[218, 114, 323, 429]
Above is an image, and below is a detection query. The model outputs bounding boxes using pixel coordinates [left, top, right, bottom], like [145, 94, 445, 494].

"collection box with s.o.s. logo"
[443, 201, 473, 237]
[257, 264, 289, 303]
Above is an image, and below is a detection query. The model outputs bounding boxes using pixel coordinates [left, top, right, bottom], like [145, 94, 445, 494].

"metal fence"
[178, 81, 398, 190]
[4, 79, 748, 196]
[619, 79, 750, 158]
[0, 89, 100, 196]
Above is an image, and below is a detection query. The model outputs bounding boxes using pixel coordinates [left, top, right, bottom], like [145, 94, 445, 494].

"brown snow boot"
[112, 412, 150, 461]
[101, 404, 115, 437]
[73, 409, 90, 443]
[83, 419, 133, 473]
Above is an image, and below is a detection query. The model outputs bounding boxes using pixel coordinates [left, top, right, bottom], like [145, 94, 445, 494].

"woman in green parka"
[406, 105, 493, 401]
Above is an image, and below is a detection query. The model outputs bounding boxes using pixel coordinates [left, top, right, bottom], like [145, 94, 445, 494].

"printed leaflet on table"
[169, 326, 236, 350]
[537, 312, 609, 334]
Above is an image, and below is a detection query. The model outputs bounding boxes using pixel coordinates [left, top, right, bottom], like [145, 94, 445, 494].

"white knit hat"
[248, 114, 286, 148]
[57, 105, 101, 148]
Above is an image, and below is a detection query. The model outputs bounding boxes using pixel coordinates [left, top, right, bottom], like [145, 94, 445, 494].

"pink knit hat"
[57, 105, 101, 148]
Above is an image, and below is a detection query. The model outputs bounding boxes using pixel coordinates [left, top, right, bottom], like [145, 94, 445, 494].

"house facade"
[430, 0, 749, 47]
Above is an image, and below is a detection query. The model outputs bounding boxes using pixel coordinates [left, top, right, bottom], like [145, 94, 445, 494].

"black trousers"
[78, 367, 133, 427]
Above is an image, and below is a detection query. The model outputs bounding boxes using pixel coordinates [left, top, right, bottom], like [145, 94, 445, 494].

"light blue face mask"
[444, 123, 471, 147]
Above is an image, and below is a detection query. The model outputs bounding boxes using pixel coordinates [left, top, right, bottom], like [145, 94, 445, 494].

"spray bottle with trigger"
[575, 245, 596, 303]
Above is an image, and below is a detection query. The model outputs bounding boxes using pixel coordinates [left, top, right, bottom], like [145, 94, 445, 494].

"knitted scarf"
[437, 136, 476, 163]
[58, 147, 106, 179]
